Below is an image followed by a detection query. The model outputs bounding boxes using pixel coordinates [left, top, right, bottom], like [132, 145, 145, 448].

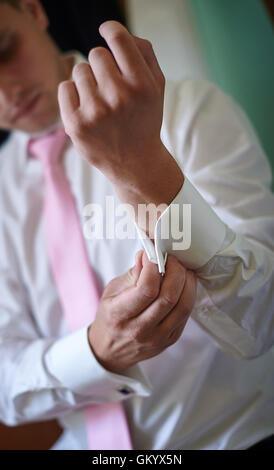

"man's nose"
[0, 79, 25, 108]
[0, 66, 26, 104]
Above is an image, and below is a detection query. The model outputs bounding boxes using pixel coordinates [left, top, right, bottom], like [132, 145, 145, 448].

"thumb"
[103, 250, 144, 298]
[122, 249, 144, 287]
[129, 249, 144, 283]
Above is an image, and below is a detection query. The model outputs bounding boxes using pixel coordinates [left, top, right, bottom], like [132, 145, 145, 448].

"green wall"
[190, 0, 274, 188]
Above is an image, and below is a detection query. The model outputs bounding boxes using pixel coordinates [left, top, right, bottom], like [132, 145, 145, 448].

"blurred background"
[0, 0, 273, 450]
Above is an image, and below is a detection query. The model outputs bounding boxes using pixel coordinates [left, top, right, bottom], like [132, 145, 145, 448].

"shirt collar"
[13, 50, 87, 162]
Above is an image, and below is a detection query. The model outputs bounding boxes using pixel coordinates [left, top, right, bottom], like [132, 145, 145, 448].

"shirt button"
[117, 386, 133, 395]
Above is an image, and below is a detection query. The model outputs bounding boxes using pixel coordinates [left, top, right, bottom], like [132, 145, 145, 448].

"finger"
[58, 80, 79, 124]
[131, 254, 187, 331]
[133, 36, 165, 95]
[159, 270, 197, 342]
[88, 46, 122, 97]
[110, 250, 162, 318]
[98, 20, 155, 85]
[71, 62, 98, 107]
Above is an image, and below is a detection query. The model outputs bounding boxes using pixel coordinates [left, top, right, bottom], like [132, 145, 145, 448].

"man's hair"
[0, 0, 21, 8]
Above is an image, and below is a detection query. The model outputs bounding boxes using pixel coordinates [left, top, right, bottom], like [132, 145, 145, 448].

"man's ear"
[19, 0, 49, 30]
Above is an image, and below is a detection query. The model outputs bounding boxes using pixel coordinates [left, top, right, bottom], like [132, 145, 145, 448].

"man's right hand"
[88, 250, 197, 374]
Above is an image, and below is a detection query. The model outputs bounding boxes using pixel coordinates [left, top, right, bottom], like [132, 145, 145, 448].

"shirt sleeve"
[137, 78, 274, 361]
[0, 223, 152, 426]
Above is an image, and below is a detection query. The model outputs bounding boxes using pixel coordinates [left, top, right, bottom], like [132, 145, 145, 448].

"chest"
[10, 150, 144, 337]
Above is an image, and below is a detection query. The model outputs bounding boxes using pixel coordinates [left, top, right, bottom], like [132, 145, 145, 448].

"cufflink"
[117, 386, 133, 395]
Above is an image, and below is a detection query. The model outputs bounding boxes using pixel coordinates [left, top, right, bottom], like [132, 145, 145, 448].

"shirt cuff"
[44, 325, 153, 401]
[135, 175, 227, 273]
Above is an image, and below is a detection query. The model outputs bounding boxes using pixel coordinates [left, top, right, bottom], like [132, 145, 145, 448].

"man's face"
[0, 1, 68, 133]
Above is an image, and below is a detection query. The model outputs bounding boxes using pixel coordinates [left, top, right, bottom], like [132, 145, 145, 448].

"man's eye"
[0, 36, 19, 63]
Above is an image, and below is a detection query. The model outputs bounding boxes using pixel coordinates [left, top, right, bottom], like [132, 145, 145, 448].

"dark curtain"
[0, 0, 126, 146]
[42, 0, 127, 55]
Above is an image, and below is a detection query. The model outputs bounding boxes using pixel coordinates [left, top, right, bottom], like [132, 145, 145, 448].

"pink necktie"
[27, 127, 133, 450]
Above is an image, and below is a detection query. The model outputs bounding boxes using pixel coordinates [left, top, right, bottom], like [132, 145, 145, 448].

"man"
[0, 0, 273, 450]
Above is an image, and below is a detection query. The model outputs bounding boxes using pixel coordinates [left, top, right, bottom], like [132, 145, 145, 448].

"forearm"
[137, 172, 274, 359]
[0, 326, 151, 426]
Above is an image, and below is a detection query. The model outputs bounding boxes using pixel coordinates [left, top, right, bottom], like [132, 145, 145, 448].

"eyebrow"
[0, 29, 13, 47]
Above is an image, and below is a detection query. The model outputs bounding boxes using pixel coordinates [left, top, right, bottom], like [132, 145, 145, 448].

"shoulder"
[0, 131, 27, 176]
[163, 77, 219, 112]
[162, 77, 247, 130]
[162, 77, 270, 160]
[162, 77, 265, 146]
[0, 131, 28, 223]
[161, 78, 223, 153]
[160, 78, 233, 167]
[0, 131, 24, 163]
[162, 78, 273, 190]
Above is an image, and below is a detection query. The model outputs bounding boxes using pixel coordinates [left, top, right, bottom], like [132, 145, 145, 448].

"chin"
[18, 113, 60, 134]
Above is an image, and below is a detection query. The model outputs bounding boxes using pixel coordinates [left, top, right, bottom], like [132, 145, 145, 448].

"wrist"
[88, 324, 123, 374]
[115, 147, 183, 202]
[111, 145, 185, 237]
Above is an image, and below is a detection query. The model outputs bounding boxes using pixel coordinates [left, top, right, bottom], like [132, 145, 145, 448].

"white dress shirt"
[0, 51, 274, 451]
